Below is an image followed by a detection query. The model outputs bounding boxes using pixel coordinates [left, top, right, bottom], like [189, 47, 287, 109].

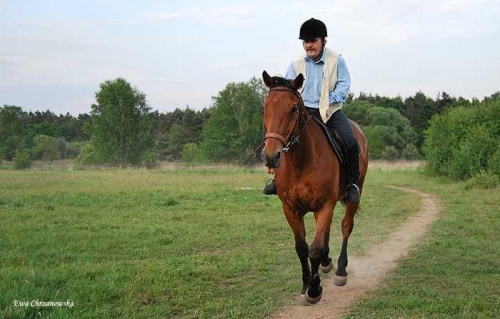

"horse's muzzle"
[262, 147, 282, 168]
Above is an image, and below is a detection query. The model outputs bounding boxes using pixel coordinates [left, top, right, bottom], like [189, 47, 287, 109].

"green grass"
[0, 165, 497, 318]
[346, 169, 500, 319]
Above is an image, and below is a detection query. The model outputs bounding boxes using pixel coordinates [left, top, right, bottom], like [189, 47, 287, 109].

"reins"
[264, 86, 310, 153]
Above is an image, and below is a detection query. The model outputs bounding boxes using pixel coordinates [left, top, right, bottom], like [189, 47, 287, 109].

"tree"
[200, 77, 266, 162]
[156, 107, 207, 161]
[32, 135, 59, 161]
[89, 78, 155, 165]
[403, 92, 437, 148]
[343, 102, 417, 159]
[0, 106, 28, 160]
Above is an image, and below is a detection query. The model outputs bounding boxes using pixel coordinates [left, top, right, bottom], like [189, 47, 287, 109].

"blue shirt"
[285, 49, 351, 108]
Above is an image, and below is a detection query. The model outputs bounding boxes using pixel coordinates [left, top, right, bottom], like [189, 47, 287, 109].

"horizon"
[4, 88, 498, 117]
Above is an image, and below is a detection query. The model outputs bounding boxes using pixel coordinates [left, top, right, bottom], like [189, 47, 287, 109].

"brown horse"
[261, 71, 368, 304]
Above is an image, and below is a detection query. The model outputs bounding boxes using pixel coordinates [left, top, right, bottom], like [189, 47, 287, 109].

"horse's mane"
[269, 76, 296, 90]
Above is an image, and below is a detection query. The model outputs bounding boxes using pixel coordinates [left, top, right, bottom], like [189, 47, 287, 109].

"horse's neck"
[285, 119, 323, 168]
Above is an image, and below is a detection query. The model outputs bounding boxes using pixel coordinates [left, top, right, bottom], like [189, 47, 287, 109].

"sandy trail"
[272, 186, 442, 319]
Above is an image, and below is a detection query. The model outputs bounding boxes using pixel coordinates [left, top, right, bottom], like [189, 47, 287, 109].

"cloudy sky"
[1, 0, 499, 115]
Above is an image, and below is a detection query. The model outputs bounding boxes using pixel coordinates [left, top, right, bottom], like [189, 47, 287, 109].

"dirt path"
[272, 186, 442, 319]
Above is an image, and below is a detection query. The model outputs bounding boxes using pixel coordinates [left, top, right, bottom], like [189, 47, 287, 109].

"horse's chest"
[281, 183, 324, 212]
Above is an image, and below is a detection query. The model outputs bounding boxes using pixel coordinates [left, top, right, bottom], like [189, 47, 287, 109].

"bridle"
[264, 86, 310, 152]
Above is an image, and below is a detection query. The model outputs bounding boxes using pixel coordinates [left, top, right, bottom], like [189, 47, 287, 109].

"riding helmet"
[299, 18, 327, 40]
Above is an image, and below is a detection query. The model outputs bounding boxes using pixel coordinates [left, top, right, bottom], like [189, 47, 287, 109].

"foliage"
[464, 170, 498, 190]
[32, 135, 59, 161]
[0, 106, 28, 161]
[66, 141, 86, 159]
[76, 142, 100, 165]
[200, 77, 266, 163]
[141, 150, 160, 169]
[424, 97, 500, 180]
[181, 142, 203, 163]
[12, 149, 32, 170]
[344, 101, 417, 159]
[90, 78, 156, 165]
[156, 108, 208, 161]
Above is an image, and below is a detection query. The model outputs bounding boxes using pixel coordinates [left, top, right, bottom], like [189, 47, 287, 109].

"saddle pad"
[312, 117, 347, 166]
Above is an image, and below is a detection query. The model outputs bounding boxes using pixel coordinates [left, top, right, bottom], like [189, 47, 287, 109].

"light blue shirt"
[285, 49, 351, 108]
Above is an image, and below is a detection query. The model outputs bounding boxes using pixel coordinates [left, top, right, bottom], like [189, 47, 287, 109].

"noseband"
[264, 87, 309, 152]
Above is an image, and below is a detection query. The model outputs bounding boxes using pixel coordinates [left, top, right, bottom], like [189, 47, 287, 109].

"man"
[263, 18, 360, 203]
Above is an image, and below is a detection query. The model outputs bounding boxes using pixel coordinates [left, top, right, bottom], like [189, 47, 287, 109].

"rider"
[263, 18, 361, 203]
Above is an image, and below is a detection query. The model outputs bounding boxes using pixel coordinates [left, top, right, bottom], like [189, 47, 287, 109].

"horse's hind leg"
[335, 201, 358, 286]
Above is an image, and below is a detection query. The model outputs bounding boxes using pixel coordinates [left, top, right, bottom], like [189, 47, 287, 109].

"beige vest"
[292, 48, 343, 123]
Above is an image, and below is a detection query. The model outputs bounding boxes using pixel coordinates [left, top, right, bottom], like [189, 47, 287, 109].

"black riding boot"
[345, 144, 360, 203]
[263, 177, 277, 195]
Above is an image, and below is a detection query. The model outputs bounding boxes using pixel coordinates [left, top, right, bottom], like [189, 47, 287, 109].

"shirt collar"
[305, 48, 326, 64]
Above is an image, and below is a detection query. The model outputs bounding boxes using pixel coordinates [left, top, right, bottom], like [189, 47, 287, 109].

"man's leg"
[325, 110, 360, 202]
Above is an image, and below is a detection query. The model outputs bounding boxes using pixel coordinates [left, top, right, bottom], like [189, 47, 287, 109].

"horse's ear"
[262, 70, 273, 88]
[292, 73, 304, 90]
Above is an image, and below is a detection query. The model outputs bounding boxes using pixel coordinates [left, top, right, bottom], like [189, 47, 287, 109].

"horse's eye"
[290, 106, 298, 114]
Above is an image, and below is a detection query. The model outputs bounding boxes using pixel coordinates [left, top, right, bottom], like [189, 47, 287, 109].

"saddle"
[312, 117, 347, 167]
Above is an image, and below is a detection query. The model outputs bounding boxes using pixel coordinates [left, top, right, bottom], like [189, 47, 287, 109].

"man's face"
[302, 37, 325, 60]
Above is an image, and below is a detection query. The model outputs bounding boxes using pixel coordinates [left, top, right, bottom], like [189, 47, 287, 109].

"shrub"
[33, 135, 58, 161]
[381, 145, 399, 160]
[424, 99, 500, 180]
[464, 171, 498, 190]
[141, 150, 159, 169]
[76, 142, 100, 165]
[13, 149, 32, 170]
[181, 143, 203, 163]
[66, 141, 85, 159]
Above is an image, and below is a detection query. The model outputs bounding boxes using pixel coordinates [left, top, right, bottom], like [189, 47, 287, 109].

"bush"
[424, 99, 500, 180]
[141, 150, 159, 169]
[464, 171, 498, 190]
[344, 103, 417, 160]
[66, 141, 85, 159]
[402, 143, 420, 160]
[13, 149, 32, 170]
[381, 145, 399, 160]
[76, 142, 100, 165]
[33, 135, 58, 161]
[181, 143, 203, 163]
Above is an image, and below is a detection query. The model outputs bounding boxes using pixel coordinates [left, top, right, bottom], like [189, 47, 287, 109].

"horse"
[261, 71, 369, 304]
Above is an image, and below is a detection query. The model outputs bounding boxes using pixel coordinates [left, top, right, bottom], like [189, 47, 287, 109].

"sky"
[1, 0, 499, 115]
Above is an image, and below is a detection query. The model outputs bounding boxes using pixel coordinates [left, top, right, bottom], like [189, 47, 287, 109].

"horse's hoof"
[334, 275, 347, 286]
[320, 261, 334, 273]
[297, 294, 312, 306]
[305, 286, 323, 304]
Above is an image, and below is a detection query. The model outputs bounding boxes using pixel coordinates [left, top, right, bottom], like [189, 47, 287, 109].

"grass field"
[0, 162, 498, 318]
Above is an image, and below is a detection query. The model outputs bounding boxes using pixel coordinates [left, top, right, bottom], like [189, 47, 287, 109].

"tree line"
[1, 77, 498, 182]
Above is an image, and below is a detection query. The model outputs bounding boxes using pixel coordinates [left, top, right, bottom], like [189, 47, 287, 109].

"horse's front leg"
[282, 205, 310, 296]
[307, 202, 335, 304]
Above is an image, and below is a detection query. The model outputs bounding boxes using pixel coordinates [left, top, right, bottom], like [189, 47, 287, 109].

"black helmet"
[299, 18, 327, 40]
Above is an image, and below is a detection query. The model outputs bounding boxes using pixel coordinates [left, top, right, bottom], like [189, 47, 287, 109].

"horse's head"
[261, 70, 305, 168]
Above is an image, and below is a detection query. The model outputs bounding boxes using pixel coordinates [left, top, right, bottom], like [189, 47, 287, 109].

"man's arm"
[329, 56, 351, 103]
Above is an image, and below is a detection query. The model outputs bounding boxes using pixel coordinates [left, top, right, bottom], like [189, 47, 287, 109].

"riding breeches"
[306, 108, 358, 151]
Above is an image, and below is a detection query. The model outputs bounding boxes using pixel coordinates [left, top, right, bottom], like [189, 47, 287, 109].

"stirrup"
[263, 177, 277, 195]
